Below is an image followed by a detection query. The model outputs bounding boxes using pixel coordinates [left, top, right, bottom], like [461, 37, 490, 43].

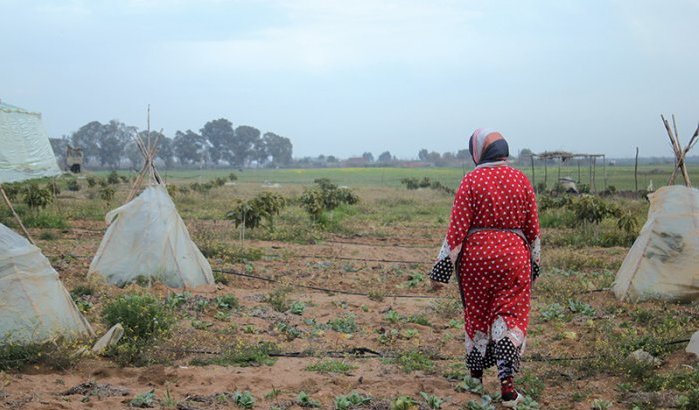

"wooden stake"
[634, 147, 639, 192]
[0, 186, 35, 244]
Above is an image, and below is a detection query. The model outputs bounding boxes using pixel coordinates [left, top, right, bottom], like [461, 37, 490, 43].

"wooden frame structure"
[661, 114, 698, 188]
[530, 151, 607, 193]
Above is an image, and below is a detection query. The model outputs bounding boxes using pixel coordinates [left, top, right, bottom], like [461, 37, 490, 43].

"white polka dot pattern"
[434, 165, 541, 374]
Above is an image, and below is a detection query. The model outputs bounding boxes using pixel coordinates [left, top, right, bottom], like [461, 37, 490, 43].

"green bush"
[102, 294, 174, 365]
[23, 184, 53, 209]
[226, 192, 287, 230]
[99, 186, 115, 202]
[66, 179, 81, 191]
[107, 171, 120, 185]
[300, 179, 359, 222]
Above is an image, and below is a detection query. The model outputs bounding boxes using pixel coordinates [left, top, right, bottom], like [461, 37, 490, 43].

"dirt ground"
[1, 183, 697, 410]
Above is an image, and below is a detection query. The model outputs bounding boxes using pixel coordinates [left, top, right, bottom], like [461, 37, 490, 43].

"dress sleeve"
[429, 176, 473, 283]
[522, 179, 541, 270]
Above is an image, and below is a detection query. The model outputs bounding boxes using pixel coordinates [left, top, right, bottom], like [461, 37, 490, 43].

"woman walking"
[430, 129, 540, 407]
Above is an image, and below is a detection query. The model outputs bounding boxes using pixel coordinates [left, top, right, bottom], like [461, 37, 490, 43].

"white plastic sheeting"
[613, 186, 699, 302]
[89, 185, 215, 288]
[0, 223, 93, 343]
[0, 102, 62, 183]
[687, 331, 699, 358]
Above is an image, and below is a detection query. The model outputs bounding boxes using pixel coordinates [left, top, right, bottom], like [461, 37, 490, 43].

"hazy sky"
[1, 0, 698, 159]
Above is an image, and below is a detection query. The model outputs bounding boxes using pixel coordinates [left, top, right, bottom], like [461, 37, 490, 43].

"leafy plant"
[455, 376, 484, 394]
[300, 179, 359, 222]
[215, 294, 240, 310]
[102, 294, 173, 342]
[591, 398, 613, 410]
[568, 299, 596, 316]
[420, 392, 444, 409]
[334, 391, 372, 410]
[232, 390, 255, 409]
[539, 303, 566, 322]
[23, 184, 53, 209]
[226, 192, 287, 230]
[391, 396, 417, 410]
[107, 171, 120, 185]
[327, 313, 357, 333]
[290, 300, 305, 315]
[297, 391, 321, 408]
[66, 178, 81, 191]
[99, 186, 115, 202]
[130, 390, 156, 408]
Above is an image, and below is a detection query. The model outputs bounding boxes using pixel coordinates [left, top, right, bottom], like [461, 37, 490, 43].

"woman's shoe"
[501, 391, 523, 408]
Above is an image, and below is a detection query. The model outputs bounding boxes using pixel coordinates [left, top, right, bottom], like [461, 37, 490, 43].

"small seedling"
[290, 301, 305, 315]
[420, 392, 444, 409]
[232, 390, 255, 409]
[297, 391, 321, 408]
[591, 399, 613, 410]
[130, 390, 156, 408]
[455, 376, 484, 394]
[391, 395, 416, 410]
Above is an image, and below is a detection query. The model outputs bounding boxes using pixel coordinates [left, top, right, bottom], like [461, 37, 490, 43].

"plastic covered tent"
[613, 186, 699, 302]
[0, 223, 93, 343]
[89, 185, 215, 288]
[0, 101, 62, 183]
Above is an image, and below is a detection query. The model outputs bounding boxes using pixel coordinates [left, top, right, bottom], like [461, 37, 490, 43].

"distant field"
[114, 163, 698, 191]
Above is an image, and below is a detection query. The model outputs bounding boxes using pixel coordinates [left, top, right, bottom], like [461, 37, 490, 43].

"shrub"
[66, 179, 81, 191]
[569, 195, 619, 224]
[107, 171, 120, 185]
[1, 182, 23, 201]
[228, 172, 238, 181]
[300, 179, 359, 222]
[23, 184, 53, 209]
[102, 294, 174, 365]
[99, 186, 115, 202]
[86, 176, 97, 187]
[226, 192, 287, 231]
[103, 294, 174, 341]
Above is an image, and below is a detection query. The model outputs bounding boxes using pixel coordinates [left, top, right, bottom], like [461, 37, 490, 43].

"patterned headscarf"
[468, 128, 509, 165]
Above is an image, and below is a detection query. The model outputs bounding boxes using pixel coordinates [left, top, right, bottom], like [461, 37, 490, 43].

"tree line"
[50, 118, 293, 169]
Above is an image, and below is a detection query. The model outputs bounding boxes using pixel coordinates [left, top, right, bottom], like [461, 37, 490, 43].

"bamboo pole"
[530, 155, 536, 194]
[634, 147, 639, 192]
[603, 155, 607, 191]
[0, 186, 35, 244]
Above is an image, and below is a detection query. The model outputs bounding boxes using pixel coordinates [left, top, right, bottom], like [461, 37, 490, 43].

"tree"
[173, 130, 207, 165]
[518, 148, 534, 164]
[231, 125, 261, 167]
[456, 149, 470, 161]
[157, 137, 175, 169]
[426, 151, 441, 164]
[70, 121, 103, 163]
[327, 155, 338, 163]
[201, 118, 234, 164]
[418, 148, 429, 161]
[262, 132, 293, 165]
[124, 141, 143, 170]
[362, 152, 374, 162]
[97, 120, 135, 168]
[378, 151, 392, 162]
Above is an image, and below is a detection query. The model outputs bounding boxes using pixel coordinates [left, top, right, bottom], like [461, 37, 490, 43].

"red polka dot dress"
[431, 164, 540, 378]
